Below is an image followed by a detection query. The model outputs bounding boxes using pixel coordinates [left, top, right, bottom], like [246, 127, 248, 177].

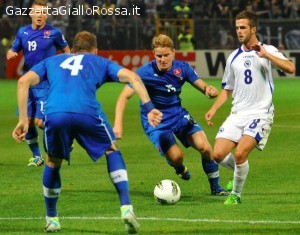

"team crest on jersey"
[44, 30, 51, 38]
[173, 68, 183, 80]
[244, 60, 251, 68]
[218, 127, 224, 133]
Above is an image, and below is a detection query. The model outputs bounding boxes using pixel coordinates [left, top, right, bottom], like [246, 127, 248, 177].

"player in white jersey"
[205, 10, 295, 205]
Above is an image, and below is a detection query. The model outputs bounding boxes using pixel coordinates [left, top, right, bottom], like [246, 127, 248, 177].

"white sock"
[232, 161, 249, 197]
[219, 153, 235, 171]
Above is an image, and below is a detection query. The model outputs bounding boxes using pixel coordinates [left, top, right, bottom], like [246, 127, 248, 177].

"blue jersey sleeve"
[184, 62, 199, 84]
[11, 28, 23, 52]
[53, 28, 68, 50]
[106, 61, 123, 82]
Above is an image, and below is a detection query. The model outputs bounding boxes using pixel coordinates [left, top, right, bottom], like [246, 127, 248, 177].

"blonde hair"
[72, 31, 97, 52]
[151, 34, 174, 49]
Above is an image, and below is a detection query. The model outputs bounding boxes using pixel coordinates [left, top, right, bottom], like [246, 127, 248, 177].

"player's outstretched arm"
[205, 89, 232, 126]
[113, 85, 135, 139]
[12, 71, 40, 142]
[117, 68, 163, 128]
[192, 79, 219, 98]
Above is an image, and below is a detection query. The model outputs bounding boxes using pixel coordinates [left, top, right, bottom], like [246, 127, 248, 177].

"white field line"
[0, 216, 299, 225]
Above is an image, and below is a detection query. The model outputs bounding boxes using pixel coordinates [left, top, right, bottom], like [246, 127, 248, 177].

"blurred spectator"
[283, 0, 300, 18]
[116, 0, 129, 18]
[48, 0, 70, 36]
[116, 0, 128, 8]
[97, 0, 116, 34]
[193, 0, 213, 19]
[177, 26, 195, 50]
[212, 0, 232, 19]
[269, 0, 284, 18]
[0, 16, 13, 77]
[156, 0, 173, 18]
[231, 0, 244, 18]
[219, 28, 235, 49]
[145, 0, 157, 15]
[141, 14, 156, 49]
[102, 0, 116, 15]
[173, 0, 192, 19]
[99, 24, 117, 50]
[244, 0, 270, 18]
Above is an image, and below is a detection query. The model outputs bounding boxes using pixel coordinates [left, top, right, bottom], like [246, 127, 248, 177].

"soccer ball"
[154, 179, 181, 205]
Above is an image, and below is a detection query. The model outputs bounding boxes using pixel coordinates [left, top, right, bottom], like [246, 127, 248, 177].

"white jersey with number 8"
[222, 43, 288, 116]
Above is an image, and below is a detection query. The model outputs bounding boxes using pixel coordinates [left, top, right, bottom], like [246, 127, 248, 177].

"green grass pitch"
[0, 79, 299, 234]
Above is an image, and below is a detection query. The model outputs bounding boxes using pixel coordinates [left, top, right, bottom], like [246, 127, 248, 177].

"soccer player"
[114, 34, 228, 196]
[205, 10, 295, 205]
[12, 31, 162, 233]
[7, 0, 70, 167]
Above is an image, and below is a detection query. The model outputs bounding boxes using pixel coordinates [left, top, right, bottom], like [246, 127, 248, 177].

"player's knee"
[166, 146, 184, 165]
[46, 155, 63, 167]
[171, 155, 183, 165]
[105, 143, 119, 155]
[195, 142, 212, 160]
[234, 151, 246, 164]
[212, 151, 224, 163]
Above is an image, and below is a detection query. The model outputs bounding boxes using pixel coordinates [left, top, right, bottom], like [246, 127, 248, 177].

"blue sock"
[202, 158, 220, 190]
[106, 151, 130, 206]
[25, 126, 41, 157]
[43, 165, 61, 217]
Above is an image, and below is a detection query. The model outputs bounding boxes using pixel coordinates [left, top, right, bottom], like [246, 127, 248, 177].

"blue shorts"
[16, 88, 48, 119]
[146, 111, 203, 156]
[44, 113, 116, 161]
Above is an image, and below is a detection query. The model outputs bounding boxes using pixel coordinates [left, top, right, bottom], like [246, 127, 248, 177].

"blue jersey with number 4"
[31, 53, 123, 115]
[11, 24, 68, 89]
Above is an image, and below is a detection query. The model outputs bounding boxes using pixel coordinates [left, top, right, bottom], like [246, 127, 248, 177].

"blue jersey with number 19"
[30, 53, 123, 116]
[11, 24, 68, 89]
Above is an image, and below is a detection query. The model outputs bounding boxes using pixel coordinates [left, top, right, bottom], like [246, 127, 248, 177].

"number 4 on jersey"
[60, 55, 84, 76]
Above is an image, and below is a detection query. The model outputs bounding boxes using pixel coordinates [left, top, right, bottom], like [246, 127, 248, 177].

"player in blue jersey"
[114, 34, 228, 196]
[12, 31, 162, 233]
[205, 11, 295, 205]
[7, 0, 70, 167]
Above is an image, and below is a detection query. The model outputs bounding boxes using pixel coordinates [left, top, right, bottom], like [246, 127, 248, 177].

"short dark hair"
[72, 31, 97, 52]
[235, 10, 257, 28]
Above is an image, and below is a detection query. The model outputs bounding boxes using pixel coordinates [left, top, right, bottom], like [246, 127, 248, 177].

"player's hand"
[205, 107, 216, 126]
[113, 125, 123, 140]
[251, 44, 267, 58]
[12, 121, 28, 143]
[205, 86, 219, 98]
[147, 109, 163, 127]
[7, 49, 18, 60]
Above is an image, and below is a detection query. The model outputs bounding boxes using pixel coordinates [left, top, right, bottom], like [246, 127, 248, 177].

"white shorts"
[216, 112, 274, 151]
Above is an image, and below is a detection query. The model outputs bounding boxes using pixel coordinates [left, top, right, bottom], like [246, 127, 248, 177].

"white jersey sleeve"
[222, 43, 288, 116]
